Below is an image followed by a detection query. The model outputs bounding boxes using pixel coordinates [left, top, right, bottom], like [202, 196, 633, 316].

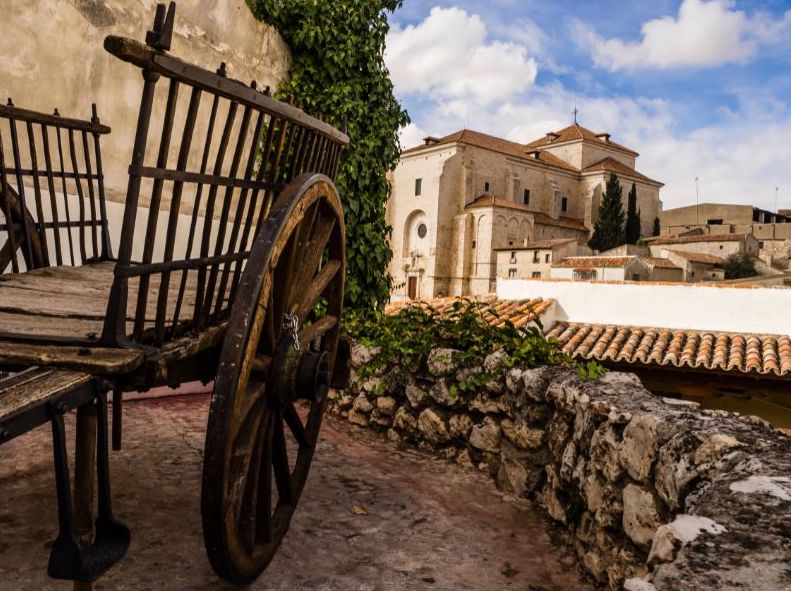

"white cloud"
[398, 122, 428, 151]
[385, 7, 538, 106]
[575, 0, 791, 71]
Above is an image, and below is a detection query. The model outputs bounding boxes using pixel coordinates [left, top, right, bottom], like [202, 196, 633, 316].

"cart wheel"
[201, 174, 345, 583]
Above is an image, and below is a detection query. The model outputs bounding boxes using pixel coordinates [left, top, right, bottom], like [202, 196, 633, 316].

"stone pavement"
[0, 394, 593, 590]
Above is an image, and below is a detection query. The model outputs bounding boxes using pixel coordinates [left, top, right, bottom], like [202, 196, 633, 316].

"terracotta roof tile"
[385, 295, 554, 329]
[651, 233, 751, 246]
[665, 249, 726, 265]
[402, 129, 578, 172]
[553, 256, 637, 268]
[581, 157, 663, 186]
[640, 257, 681, 269]
[545, 322, 791, 379]
[524, 123, 638, 156]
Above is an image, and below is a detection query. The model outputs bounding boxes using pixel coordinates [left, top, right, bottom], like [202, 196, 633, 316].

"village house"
[387, 123, 663, 300]
[495, 238, 584, 280]
[661, 249, 726, 282]
[647, 232, 759, 258]
[550, 255, 651, 282]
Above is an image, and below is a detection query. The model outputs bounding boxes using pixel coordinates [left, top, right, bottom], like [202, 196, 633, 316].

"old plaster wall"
[0, 0, 290, 204]
[332, 345, 791, 590]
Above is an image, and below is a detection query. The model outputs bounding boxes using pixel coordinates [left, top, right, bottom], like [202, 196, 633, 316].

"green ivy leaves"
[249, 0, 409, 312]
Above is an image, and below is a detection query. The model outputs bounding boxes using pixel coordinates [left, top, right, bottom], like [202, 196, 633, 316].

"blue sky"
[384, 0, 791, 210]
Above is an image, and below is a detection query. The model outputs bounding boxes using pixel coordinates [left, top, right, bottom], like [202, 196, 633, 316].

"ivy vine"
[247, 0, 409, 311]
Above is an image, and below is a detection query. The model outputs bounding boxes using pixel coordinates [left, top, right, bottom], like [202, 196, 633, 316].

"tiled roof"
[581, 157, 663, 186]
[666, 249, 726, 265]
[385, 295, 554, 329]
[545, 322, 791, 378]
[640, 257, 681, 270]
[553, 256, 637, 268]
[524, 123, 638, 156]
[465, 195, 589, 233]
[651, 233, 750, 246]
[401, 129, 578, 172]
[494, 238, 577, 251]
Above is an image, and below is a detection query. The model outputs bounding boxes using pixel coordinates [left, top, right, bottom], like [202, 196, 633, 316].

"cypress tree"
[589, 172, 625, 251]
[653, 216, 661, 236]
[625, 183, 641, 244]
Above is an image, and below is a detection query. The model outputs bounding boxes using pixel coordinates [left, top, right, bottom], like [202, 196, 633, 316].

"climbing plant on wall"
[247, 0, 410, 311]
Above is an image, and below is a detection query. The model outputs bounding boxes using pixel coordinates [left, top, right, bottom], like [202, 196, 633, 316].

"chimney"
[545, 132, 560, 142]
[596, 133, 611, 143]
[528, 150, 541, 159]
[423, 136, 440, 146]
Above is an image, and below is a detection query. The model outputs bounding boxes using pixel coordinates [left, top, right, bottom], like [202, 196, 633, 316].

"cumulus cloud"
[575, 0, 791, 71]
[385, 7, 538, 106]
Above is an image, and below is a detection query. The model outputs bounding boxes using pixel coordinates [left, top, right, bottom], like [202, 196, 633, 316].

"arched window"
[403, 210, 429, 258]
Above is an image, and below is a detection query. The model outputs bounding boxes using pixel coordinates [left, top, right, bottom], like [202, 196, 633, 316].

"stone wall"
[329, 344, 791, 590]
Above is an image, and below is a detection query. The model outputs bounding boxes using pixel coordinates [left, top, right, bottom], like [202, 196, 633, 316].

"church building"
[386, 123, 664, 299]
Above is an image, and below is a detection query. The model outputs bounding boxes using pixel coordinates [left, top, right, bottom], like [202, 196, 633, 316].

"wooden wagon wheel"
[201, 173, 345, 583]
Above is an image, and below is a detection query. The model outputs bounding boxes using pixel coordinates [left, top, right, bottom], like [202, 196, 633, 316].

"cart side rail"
[101, 2, 349, 349]
[0, 101, 113, 273]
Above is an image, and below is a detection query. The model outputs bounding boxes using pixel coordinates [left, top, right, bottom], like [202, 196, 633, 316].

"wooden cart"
[0, 3, 349, 585]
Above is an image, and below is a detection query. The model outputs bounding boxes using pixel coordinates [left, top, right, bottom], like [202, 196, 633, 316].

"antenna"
[776, 186, 779, 213]
[572, 97, 578, 124]
[695, 176, 700, 225]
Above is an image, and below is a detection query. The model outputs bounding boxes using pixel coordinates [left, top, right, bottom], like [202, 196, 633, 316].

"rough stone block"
[501, 419, 545, 450]
[622, 484, 662, 550]
[375, 396, 398, 416]
[448, 414, 473, 439]
[427, 348, 461, 376]
[417, 408, 450, 443]
[405, 383, 429, 408]
[352, 393, 374, 414]
[469, 417, 501, 453]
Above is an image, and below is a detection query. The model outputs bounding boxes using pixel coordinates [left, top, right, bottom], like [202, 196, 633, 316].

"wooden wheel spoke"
[299, 314, 338, 349]
[296, 259, 341, 321]
[272, 415, 292, 503]
[231, 381, 268, 447]
[290, 215, 336, 307]
[237, 409, 273, 550]
[284, 403, 310, 449]
[255, 417, 274, 544]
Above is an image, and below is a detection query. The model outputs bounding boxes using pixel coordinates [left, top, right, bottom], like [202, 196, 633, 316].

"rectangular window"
[532, 252, 540, 263]
[471, 240, 476, 249]
[545, 253, 550, 263]
[509, 251, 517, 263]
[523, 189, 530, 205]
[561, 197, 568, 212]
[513, 178, 521, 200]
[532, 271, 541, 278]
[508, 268, 517, 278]
[484, 181, 490, 193]
[631, 273, 641, 281]
[415, 178, 422, 196]
[707, 218, 723, 225]
[573, 270, 597, 280]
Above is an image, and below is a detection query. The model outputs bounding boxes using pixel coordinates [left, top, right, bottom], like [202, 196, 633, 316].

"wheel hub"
[268, 335, 331, 408]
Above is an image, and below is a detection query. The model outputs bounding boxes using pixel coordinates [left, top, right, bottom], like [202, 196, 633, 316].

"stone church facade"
[386, 123, 663, 299]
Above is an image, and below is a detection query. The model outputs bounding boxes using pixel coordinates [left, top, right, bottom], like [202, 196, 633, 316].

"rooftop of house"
[640, 257, 682, 270]
[552, 256, 637, 268]
[523, 123, 638, 156]
[649, 233, 751, 246]
[385, 295, 791, 380]
[494, 238, 578, 252]
[545, 321, 791, 379]
[581, 156, 663, 187]
[385, 294, 554, 329]
[665, 249, 726, 266]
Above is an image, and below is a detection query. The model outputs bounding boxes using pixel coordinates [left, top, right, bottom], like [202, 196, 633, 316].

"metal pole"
[695, 176, 700, 226]
[73, 402, 97, 591]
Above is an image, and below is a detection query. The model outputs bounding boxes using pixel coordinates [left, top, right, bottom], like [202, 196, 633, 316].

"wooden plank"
[0, 368, 93, 422]
[0, 342, 144, 375]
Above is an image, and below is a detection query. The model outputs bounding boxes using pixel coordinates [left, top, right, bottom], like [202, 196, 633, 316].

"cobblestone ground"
[0, 394, 593, 590]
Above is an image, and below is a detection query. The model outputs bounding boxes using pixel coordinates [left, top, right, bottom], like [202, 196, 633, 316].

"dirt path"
[0, 394, 593, 590]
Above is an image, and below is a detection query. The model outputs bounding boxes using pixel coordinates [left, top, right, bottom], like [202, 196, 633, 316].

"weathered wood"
[0, 342, 144, 375]
[0, 368, 92, 422]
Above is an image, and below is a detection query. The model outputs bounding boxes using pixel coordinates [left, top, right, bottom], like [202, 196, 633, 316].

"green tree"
[652, 216, 661, 236]
[589, 173, 625, 251]
[625, 183, 641, 244]
[723, 252, 758, 279]
[247, 0, 409, 311]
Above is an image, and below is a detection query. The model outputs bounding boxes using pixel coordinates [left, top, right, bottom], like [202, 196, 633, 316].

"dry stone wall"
[329, 344, 791, 590]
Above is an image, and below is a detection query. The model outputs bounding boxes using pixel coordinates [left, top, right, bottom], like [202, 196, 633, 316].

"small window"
[415, 178, 422, 196]
[532, 252, 539, 263]
[545, 253, 550, 263]
[719, 245, 723, 249]
[532, 271, 541, 278]
[417, 223, 427, 239]
[484, 181, 490, 192]
[513, 178, 521, 200]
[707, 218, 723, 225]
[759, 241, 764, 248]
[631, 273, 641, 281]
[509, 251, 517, 263]
[523, 189, 530, 205]
[471, 240, 476, 249]
[508, 268, 517, 278]
[561, 197, 568, 212]
[508, 240, 514, 246]
[573, 269, 597, 280]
